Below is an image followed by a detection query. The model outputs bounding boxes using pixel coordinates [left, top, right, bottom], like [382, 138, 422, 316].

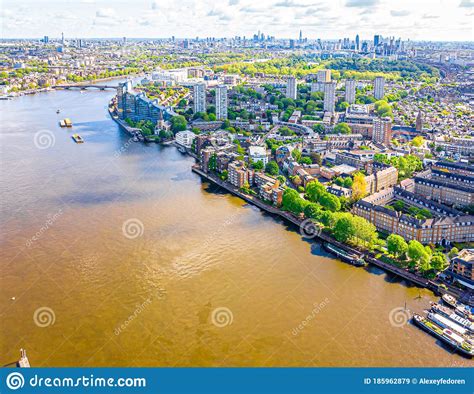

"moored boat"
[426, 312, 469, 337]
[442, 294, 474, 322]
[413, 314, 473, 357]
[323, 243, 366, 267]
[71, 134, 84, 143]
[431, 302, 474, 334]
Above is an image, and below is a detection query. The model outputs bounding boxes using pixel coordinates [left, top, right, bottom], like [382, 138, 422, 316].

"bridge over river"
[52, 84, 118, 90]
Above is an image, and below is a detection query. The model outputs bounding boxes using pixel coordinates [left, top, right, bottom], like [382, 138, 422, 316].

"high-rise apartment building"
[355, 34, 360, 51]
[323, 82, 336, 113]
[372, 117, 392, 145]
[345, 79, 356, 104]
[317, 69, 331, 83]
[373, 76, 385, 100]
[286, 77, 297, 100]
[416, 111, 424, 132]
[193, 83, 206, 114]
[215, 85, 228, 120]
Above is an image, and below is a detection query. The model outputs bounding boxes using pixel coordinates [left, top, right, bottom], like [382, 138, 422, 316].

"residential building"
[215, 85, 228, 120]
[373, 76, 385, 100]
[249, 146, 268, 166]
[353, 187, 474, 245]
[286, 77, 297, 100]
[323, 82, 336, 113]
[175, 131, 196, 148]
[416, 111, 423, 132]
[193, 83, 206, 114]
[448, 249, 474, 290]
[372, 117, 392, 145]
[317, 69, 331, 83]
[228, 161, 249, 188]
[345, 79, 356, 104]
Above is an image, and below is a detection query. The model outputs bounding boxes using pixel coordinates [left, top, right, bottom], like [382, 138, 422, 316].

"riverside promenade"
[191, 165, 438, 290]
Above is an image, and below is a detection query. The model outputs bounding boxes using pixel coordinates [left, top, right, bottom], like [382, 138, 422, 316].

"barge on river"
[323, 243, 366, 267]
[413, 314, 473, 358]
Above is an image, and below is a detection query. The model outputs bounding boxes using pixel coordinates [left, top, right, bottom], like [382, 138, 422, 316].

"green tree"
[431, 253, 448, 272]
[407, 240, 429, 266]
[305, 180, 326, 202]
[448, 247, 459, 259]
[265, 161, 279, 176]
[333, 214, 356, 243]
[171, 115, 187, 132]
[304, 203, 321, 219]
[333, 122, 351, 134]
[251, 160, 264, 170]
[387, 234, 408, 258]
[319, 193, 341, 212]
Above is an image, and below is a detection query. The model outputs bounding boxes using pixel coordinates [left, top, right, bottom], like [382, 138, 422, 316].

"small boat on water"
[71, 134, 84, 143]
[431, 302, 474, 334]
[59, 118, 72, 127]
[413, 314, 473, 357]
[323, 243, 366, 266]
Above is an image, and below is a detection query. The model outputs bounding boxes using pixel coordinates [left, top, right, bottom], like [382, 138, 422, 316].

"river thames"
[0, 86, 470, 367]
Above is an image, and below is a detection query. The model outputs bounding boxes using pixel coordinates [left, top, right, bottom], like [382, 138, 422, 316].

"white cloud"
[95, 8, 116, 18]
[390, 10, 410, 17]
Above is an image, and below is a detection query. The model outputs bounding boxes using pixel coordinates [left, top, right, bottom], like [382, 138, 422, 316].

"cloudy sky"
[1, 0, 473, 41]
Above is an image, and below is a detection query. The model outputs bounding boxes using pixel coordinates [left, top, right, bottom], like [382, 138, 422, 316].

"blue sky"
[1, 0, 473, 41]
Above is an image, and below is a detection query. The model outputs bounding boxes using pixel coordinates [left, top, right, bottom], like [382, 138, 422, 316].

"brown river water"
[0, 87, 471, 367]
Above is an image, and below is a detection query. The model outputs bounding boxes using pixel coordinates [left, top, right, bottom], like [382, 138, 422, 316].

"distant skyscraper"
[372, 117, 392, 145]
[289, 39, 295, 49]
[61, 32, 64, 45]
[317, 69, 331, 83]
[345, 79, 356, 104]
[43, 35, 49, 43]
[299, 30, 302, 43]
[323, 82, 336, 113]
[374, 34, 381, 47]
[215, 85, 228, 120]
[193, 83, 206, 114]
[416, 111, 424, 132]
[373, 76, 385, 100]
[355, 34, 360, 51]
[286, 77, 297, 100]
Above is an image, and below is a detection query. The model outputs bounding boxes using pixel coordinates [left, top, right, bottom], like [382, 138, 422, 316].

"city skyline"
[2, 0, 473, 41]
